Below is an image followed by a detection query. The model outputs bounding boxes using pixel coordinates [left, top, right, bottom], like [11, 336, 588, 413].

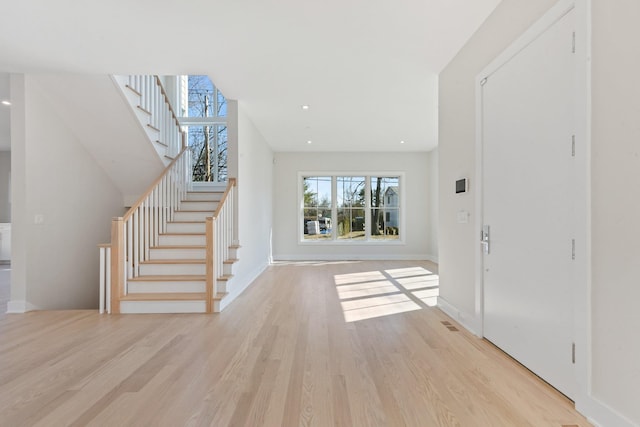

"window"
[178, 75, 228, 182]
[300, 174, 402, 243]
[303, 177, 332, 240]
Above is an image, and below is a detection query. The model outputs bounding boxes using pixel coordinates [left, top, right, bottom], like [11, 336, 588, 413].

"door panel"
[482, 9, 575, 398]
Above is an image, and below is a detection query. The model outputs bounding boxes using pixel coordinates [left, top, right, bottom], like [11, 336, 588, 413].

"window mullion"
[364, 177, 371, 240]
[332, 176, 337, 241]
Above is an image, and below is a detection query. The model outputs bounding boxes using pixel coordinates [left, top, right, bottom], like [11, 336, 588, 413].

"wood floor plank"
[0, 260, 592, 427]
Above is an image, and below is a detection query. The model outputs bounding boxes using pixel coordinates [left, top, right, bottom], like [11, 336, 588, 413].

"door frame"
[474, 0, 591, 404]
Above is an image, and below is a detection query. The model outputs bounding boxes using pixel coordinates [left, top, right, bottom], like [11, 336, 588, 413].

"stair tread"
[141, 259, 205, 265]
[150, 245, 206, 250]
[125, 84, 141, 97]
[121, 292, 206, 301]
[128, 275, 206, 282]
[168, 220, 207, 224]
[136, 105, 151, 115]
[160, 232, 205, 236]
[213, 292, 228, 301]
[187, 191, 225, 194]
[218, 274, 234, 281]
[223, 259, 239, 264]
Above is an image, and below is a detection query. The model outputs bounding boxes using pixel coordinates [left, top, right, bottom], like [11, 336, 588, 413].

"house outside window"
[300, 174, 402, 243]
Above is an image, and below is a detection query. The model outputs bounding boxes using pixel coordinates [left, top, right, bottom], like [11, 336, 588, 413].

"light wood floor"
[0, 260, 591, 426]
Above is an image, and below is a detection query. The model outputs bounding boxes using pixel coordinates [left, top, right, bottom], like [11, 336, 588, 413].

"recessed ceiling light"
[400, 140, 405, 144]
[1, 100, 10, 106]
[301, 105, 310, 110]
[307, 140, 312, 144]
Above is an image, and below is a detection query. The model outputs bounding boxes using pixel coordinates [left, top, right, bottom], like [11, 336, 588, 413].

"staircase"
[98, 75, 239, 314]
[118, 184, 239, 313]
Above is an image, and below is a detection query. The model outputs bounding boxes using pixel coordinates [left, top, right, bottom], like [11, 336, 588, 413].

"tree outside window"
[184, 75, 227, 182]
[303, 177, 332, 240]
[300, 175, 401, 242]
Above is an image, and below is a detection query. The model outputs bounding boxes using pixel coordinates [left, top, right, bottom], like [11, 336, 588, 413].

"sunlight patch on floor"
[337, 282, 401, 300]
[334, 271, 387, 285]
[342, 298, 422, 322]
[384, 267, 433, 278]
[396, 274, 439, 290]
[335, 266, 440, 323]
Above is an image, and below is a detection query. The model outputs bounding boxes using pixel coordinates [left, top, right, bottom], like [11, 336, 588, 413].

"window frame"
[298, 172, 405, 245]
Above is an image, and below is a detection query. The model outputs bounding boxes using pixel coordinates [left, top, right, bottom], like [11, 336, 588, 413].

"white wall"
[9, 74, 124, 311]
[427, 149, 439, 261]
[439, 0, 640, 425]
[272, 151, 435, 261]
[0, 151, 10, 222]
[438, 0, 559, 319]
[590, 1, 640, 425]
[220, 101, 273, 309]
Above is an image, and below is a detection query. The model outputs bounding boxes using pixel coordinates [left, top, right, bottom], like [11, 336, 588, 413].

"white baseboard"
[273, 254, 432, 261]
[219, 261, 269, 311]
[577, 395, 638, 427]
[6, 300, 39, 313]
[436, 297, 482, 337]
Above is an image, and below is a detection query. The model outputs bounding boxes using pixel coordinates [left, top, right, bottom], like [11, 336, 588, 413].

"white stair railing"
[107, 143, 189, 313]
[121, 75, 183, 159]
[205, 178, 236, 312]
[98, 244, 111, 314]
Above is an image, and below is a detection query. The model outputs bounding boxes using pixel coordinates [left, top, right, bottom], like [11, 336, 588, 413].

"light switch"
[457, 211, 469, 224]
[34, 214, 44, 224]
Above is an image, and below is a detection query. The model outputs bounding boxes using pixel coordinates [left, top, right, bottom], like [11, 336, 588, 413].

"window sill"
[298, 239, 405, 246]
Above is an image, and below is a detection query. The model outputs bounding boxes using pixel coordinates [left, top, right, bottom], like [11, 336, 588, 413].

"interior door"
[481, 9, 576, 398]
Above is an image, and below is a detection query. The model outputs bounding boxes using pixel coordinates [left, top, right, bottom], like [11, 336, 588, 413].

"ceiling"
[0, 0, 500, 152]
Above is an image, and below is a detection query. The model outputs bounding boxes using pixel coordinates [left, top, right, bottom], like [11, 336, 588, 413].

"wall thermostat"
[455, 178, 469, 194]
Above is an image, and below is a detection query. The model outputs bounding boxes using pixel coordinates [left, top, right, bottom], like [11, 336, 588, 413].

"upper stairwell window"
[178, 75, 227, 182]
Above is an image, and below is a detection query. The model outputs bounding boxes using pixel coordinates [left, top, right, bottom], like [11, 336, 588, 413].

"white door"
[481, 9, 576, 398]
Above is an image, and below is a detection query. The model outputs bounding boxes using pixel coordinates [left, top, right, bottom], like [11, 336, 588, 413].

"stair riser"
[158, 234, 206, 245]
[228, 248, 239, 259]
[190, 183, 227, 192]
[166, 222, 206, 233]
[139, 263, 205, 276]
[180, 201, 217, 211]
[223, 264, 233, 276]
[185, 193, 223, 202]
[120, 300, 207, 314]
[216, 281, 227, 293]
[128, 281, 206, 293]
[149, 248, 206, 260]
[173, 211, 211, 222]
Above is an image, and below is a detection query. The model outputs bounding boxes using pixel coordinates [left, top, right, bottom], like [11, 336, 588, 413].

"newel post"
[205, 217, 215, 314]
[110, 217, 124, 314]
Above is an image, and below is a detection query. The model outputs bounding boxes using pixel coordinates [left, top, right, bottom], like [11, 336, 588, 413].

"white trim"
[273, 253, 432, 262]
[6, 300, 39, 313]
[436, 297, 482, 337]
[578, 396, 638, 427]
[477, 1, 576, 83]
[476, 0, 593, 419]
[219, 262, 269, 311]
